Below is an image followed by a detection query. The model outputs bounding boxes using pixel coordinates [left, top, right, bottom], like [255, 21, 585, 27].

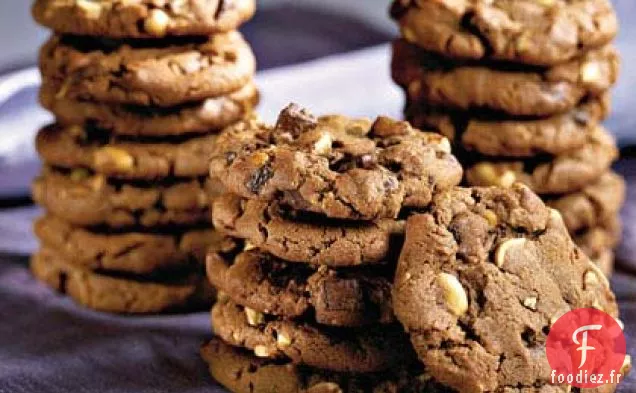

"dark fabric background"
[1, 4, 636, 393]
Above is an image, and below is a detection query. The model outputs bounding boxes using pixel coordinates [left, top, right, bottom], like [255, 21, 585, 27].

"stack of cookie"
[201, 104, 464, 392]
[391, 0, 624, 276]
[30, 0, 257, 313]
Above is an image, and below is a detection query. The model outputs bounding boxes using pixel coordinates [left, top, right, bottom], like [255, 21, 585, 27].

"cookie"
[211, 299, 414, 373]
[35, 215, 234, 275]
[212, 194, 404, 267]
[391, 0, 618, 66]
[210, 105, 463, 220]
[592, 249, 615, 278]
[546, 171, 625, 233]
[392, 185, 618, 393]
[32, 168, 221, 229]
[465, 125, 618, 195]
[206, 250, 394, 327]
[31, 247, 214, 313]
[574, 218, 622, 260]
[40, 32, 256, 107]
[33, 0, 255, 38]
[36, 124, 218, 180]
[201, 338, 442, 393]
[40, 81, 259, 137]
[407, 93, 611, 157]
[392, 39, 619, 116]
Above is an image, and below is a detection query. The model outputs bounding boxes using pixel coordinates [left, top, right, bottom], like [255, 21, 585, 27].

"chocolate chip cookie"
[465, 125, 618, 194]
[212, 194, 404, 267]
[31, 247, 214, 313]
[393, 185, 618, 393]
[35, 215, 232, 275]
[33, 0, 255, 38]
[40, 32, 256, 107]
[210, 105, 463, 220]
[393, 39, 619, 116]
[391, 0, 618, 66]
[211, 298, 414, 373]
[407, 93, 610, 157]
[206, 250, 394, 327]
[37, 124, 218, 180]
[546, 171, 625, 233]
[40, 81, 259, 137]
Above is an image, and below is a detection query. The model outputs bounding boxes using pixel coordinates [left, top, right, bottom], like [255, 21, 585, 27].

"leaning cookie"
[210, 105, 463, 220]
[31, 247, 214, 313]
[33, 0, 255, 38]
[211, 299, 414, 373]
[392, 185, 618, 393]
[40, 32, 256, 107]
[35, 215, 234, 275]
[212, 194, 404, 267]
[41, 81, 259, 137]
[407, 94, 611, 158]
[465, 126, 618, 195]
[390, 0, 618, 66]
[393, 39, 619, 117]
[33, 168, 221, 229]
[37, 124, 218, 180]
[207, 250, 394, 327]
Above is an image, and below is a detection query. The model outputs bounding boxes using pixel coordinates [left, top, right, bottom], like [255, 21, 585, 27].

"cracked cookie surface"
[212, 194, 404, 266]
[40, 32, 256, 107]
[206, 250, 394, 327]
[211, 298, 415, 373]
[392, 39, 619, 117]
[33, 0, 255, 38]
[393, 185, 618, 393]
[210, 105, 463, 220]
[391, 0, 618, 66]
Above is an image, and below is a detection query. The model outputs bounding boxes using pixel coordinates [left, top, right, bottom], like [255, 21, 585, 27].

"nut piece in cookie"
[210, 104, 463, 220]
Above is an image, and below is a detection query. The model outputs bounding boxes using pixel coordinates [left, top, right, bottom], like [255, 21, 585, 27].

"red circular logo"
[546, 308, 626, 388]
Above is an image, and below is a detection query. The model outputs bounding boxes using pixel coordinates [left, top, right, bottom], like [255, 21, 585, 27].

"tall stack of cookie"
[201, 104, 464, 392]
[391, 0, 624, 276]
[29, 0, 257, 313]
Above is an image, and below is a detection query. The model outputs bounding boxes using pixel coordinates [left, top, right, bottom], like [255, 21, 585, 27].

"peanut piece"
[437, 273, 468, 316]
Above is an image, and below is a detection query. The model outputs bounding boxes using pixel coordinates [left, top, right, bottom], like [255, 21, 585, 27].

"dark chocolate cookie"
[37, 124, 219, 180]
[393, 185, 618, 393]
[211, 299, 414, 373]
[393, 39, 619, 116]
[212, 194, 404, 267]
[391, 0, 618, 66]
[465, 125, 618, 194]
[31, 246, 214, 313]
[40, 81, 259, 137]
[210, 105, 463, 220]
[206, 250, 394, 327]
[40, 32, 256, 107]
[33, 0, 255, 38]
[34, 215, 233, 275]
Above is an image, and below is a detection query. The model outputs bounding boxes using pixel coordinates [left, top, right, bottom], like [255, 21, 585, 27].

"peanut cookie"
[393, 185, 618, 393]
[201, 338, 441, 393]
[592, 249, 615, 278]
[391, 0, 618, 66]
[40, 32, 256, 107]
[210, 105, 463, 220]
[546, 171, 625, 233]
[34, 215, 233, 275]
[37, 124, 218, 180]
[40, 81, 259, 137]
[465, 125, 618, 194]
[211, 299, 414, 373]
[31, 247, 214, 313]
[206, 250, 394, 327]
[212, 194, 404, 267]
[392, 39, 619, 116]
[574, 218, 622, 261]
[407, 94, 610, 157]
[33, 0, 255, 38]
